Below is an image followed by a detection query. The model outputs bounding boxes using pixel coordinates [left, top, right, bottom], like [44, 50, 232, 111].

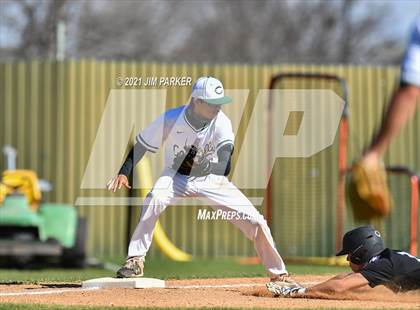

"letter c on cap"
[215, 86, 223, 94]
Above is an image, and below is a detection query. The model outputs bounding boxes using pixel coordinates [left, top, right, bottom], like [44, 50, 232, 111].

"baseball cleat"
[116, 256, 145, 278]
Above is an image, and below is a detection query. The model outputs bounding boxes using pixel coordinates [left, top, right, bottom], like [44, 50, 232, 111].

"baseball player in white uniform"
[107, 76, 297, 286]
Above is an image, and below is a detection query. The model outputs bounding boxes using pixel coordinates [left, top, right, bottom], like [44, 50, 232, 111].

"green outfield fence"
[0, 60, 419, 259]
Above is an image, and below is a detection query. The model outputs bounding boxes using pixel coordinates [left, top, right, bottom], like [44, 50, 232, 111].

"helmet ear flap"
[350, 232, 384, 265]
[349, 244, 364, 264]
[350, 248, 367, 264]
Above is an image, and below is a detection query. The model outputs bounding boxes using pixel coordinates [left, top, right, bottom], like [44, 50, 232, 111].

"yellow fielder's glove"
[348, 159, 393, 220]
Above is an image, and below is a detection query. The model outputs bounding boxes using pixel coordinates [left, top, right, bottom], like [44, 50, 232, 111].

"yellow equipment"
[0, 170, 42, 210]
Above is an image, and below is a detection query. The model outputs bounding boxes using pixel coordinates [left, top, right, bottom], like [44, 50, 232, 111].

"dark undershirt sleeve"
[210, 144, 233, 176]
[118, 143, 148, 177]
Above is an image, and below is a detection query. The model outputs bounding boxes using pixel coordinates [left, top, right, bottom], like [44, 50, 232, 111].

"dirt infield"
[0, 275, 419, 309]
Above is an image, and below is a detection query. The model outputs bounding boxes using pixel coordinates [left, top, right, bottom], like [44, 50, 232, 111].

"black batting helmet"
[336, 226, 384, 265]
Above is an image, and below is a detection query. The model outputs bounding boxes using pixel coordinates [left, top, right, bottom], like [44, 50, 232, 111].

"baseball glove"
[172, 145, 198, 175]
[190, 157, 212, 177]
[266, 282, 306, 297]
[348, 159, 393, 220]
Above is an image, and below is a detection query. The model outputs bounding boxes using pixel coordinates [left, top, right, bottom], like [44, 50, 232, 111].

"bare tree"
[0, 0, 71, 60]
[74, 0, 402, 64]
[0, 0, 404, 64]
[74, 0, 196, 60]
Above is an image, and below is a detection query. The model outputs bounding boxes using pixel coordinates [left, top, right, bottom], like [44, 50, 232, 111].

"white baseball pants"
[128, 169, 287, 276]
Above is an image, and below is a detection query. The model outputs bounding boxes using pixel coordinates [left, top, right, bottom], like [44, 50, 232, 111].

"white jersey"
[136, 105, 234, 169]
[401, 17, 420, 87]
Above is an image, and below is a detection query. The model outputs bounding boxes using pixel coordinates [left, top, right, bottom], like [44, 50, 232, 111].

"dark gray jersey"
[360, 248, 420, 292]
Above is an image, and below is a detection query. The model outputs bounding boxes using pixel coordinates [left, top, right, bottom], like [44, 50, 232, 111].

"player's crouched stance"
[107, 76, 300, 288]
[267, 226, 420, 297]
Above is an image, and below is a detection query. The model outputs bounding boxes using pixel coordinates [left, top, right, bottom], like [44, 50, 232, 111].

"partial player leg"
[117, 170, 188, 277]
[195, 174, 287, 277]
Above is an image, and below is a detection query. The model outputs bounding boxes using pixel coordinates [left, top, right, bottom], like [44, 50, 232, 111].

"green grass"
[143, 259, 349, 279]
[113, 257, 349, 278]
[0, 267, 113, 284]
[0, 258, 349, 284]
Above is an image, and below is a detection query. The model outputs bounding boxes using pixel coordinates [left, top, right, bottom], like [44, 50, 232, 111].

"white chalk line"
[0, 281, 320, 297]
[167, 283, 262, 289]
[0, 287, 99, 297]
[167, 281, 319, 289]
